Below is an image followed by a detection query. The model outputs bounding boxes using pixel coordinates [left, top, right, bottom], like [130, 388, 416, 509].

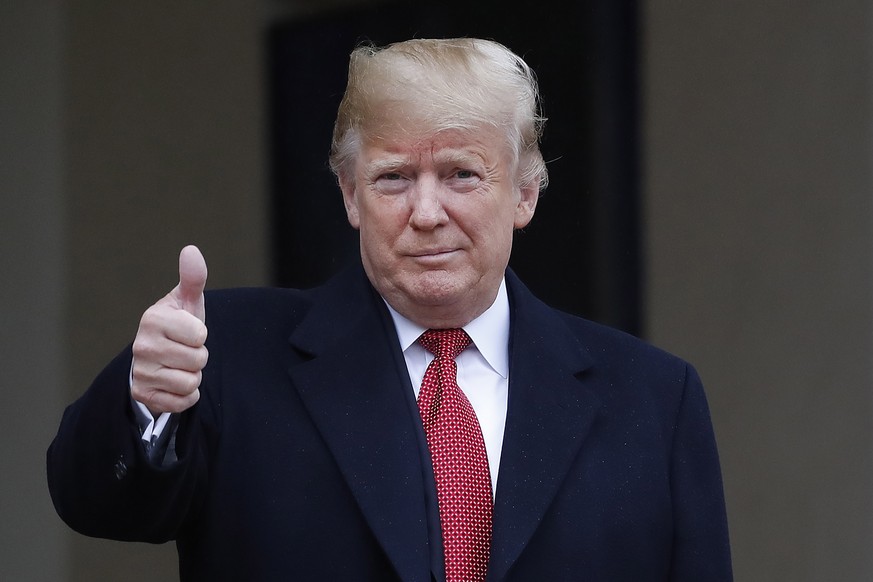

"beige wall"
[644, 1, 873, 580]
[1, 2, 68, 580]
[3, 0, 872, 580]
[64, 3, 269, 580]
[3, 1, 270, 579]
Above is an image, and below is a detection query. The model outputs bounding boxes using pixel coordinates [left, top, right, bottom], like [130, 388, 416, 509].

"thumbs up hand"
[131, 246, 210, 416]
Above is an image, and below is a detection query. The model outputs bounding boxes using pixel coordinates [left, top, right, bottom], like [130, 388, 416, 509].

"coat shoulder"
[552, 308, 698, 390]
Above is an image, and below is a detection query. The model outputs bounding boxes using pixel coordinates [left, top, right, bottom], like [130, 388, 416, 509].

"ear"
[339, 174, 361, 230]
[513, 180, 540, 229]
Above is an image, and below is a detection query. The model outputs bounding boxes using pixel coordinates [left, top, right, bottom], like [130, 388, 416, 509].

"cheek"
[358, 201, 406, 247]
[473, 206, 518, 258]
[461, 218, 509, 258]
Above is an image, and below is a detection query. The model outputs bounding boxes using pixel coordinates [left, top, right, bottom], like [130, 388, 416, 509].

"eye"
[373, 171, 409, 194]
[446, 168, 481, 192]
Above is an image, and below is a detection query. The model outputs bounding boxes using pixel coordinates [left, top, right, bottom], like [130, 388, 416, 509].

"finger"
[163, 313, 208, 348]
[132, 367, 203, 399]
[133, 385, 201, 415]
[132, 338, 208, 373]
[160, 345, 209, 373]
[138, 305, 207, 347]
[175, 245, 207, 322]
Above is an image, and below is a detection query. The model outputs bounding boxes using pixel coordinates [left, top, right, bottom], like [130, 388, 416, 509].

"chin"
[408, 281, 467, 306]
[386, 273, 489, 327]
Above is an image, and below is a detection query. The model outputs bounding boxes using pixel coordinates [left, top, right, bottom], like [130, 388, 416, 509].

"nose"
[408, 177, 448, 230]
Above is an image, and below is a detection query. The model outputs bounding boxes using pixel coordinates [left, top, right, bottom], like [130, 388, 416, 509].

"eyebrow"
[362, 156, 410, 176]
[361, 146, 490, 176]
[433, 148, 489, 167]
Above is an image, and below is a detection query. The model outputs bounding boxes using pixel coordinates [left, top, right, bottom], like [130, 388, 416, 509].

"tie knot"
[420, 328, 472, 361]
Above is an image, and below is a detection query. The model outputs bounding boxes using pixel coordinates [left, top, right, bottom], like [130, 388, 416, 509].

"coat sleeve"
[668, 364, 733, 581]
[46, 347, 208, 543]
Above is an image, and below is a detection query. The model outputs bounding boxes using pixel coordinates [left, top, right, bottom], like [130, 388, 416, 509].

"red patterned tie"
[417, 328, 493, 582]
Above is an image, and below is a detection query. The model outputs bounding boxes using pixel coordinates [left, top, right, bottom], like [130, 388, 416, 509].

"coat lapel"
[286, 266, 432, 582]
[284, 266, 603, 582]
[488, 272, 603, 581]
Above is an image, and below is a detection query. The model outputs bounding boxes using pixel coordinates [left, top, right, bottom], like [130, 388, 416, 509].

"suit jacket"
[47, 264, 732, 581]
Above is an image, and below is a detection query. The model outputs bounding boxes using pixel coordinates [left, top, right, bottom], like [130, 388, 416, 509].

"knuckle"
[131, 341, 153, 362]
[194, 347, 209, 370]
[131, 335, 148, 358]
[138, 309, 154, 328]
[130, 366, 144, 385]
[131, 355, 158, 383]
[192, 322, 208, 346]
[168, 389, 199, 414]
[182, 371, 202, 395]
[130, 366, 155, 392]
[130, 384, 145, 401]
[161, 401, 182, 414]
[166, 400, 186, 414]
[192, 371, 204, 391]
[141, 390, 163, 412]
[138, 305, 163, 330]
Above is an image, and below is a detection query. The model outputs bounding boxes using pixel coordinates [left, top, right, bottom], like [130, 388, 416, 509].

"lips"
[410, 248, 457, 257]
[406, 248, 461, 264]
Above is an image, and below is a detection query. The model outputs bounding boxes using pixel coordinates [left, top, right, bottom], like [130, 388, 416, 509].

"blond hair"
[329, 38, 548, 190]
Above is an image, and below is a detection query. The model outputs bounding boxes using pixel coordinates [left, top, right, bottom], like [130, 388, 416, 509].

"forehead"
[359, 126, 509, 167]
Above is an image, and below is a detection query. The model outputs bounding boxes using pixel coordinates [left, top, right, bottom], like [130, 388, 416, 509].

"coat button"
[114, 456, 128, 480]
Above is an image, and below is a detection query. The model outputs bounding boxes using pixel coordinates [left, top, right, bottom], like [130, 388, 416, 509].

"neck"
[384, 292, 497, 330]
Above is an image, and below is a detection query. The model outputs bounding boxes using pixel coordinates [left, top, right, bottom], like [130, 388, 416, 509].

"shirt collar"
[385, 279, 510, 379]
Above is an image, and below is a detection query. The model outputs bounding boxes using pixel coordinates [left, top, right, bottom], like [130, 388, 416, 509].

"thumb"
[175, 245, 207, 322]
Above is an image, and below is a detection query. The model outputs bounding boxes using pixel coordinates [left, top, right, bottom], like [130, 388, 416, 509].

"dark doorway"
[268, 0, 640, 334]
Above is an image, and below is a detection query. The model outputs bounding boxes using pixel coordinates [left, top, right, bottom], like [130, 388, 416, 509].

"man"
[48, 38, 732, 581]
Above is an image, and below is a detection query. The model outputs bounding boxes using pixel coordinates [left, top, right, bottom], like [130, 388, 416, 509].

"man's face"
[341, 126, 538, 328]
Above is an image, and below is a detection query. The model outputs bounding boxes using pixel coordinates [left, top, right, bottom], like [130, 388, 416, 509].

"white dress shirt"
[385, 279, 510, 496]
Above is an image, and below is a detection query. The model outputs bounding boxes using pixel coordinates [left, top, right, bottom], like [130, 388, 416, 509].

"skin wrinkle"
[362, 146, 496, 195]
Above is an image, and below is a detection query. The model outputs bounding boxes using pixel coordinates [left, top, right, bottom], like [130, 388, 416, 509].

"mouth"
[411, 248, 456, 257]
[407, 248, 460, 263]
